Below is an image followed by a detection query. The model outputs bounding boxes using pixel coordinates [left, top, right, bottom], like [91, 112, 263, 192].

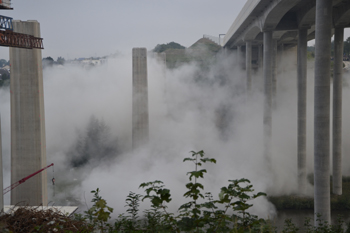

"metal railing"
[0, 30, 44, 49]
[0, 15, 12, 30]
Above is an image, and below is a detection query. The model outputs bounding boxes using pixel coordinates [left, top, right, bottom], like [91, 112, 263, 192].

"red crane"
[3, 163, 54, 195]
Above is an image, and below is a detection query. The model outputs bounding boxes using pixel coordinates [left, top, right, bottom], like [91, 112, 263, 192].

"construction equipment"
[0, 29, 44, 49]
[3, 163, 54, 195]
[0, 0, 44, 49]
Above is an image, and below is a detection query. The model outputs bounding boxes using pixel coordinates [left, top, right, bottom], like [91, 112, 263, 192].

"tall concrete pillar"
[272, 40, 277, 109]
[156, 52, 167, 105]
[157, 52, 166, 69]
[10, 20, 47, 206]
[297, 28, 308, 194]
[132, 48, 149, 149]
[280, 44, 285, 56]
[263, 31, 273, 158]
[237, 46, 242, 69]
[258, 44, 263, 71]
[0, 116, 3, 211]
[246, 41, 252, 92]
[280, 44, 285, 73]
[332, 27, 344, 195]
[314, 0, 333, 224]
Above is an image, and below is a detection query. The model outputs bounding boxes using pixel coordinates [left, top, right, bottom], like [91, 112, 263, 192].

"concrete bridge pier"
[279, 44, 285, 73]
[246, 41, 252, 93]
[236, 46, 241, 68]
[297, 28, 308, 194]
[332, 27, 344, 196]
[132, 48, 149, 150]
[10, 20, 47, 206]
[314, 0, 333, 224]
[258, 44, 263, 72]
[263, 31, 273, 159]
[272, 40, 277, 109]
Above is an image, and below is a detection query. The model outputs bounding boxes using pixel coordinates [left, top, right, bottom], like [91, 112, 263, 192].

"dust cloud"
[1, 47, 350, 219]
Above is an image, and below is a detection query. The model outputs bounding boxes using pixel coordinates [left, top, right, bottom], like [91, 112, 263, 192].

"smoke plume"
[1, 47, 350, 219]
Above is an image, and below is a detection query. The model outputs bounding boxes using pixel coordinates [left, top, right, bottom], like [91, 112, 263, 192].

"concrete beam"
[10, 20, 47, 206]
[333, 2, 350, 27]
[314, 0, 333, 224]
[297, 1, 316, 29]
[244, 26, 261, 42]
[223, 0, 261, 47]
[263, 0, 302, 31]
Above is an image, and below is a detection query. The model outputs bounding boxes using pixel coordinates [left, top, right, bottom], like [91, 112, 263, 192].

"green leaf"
[253, 192, 267, 198]
[200, 158, 217, 164]
[183, 158, 195, 162]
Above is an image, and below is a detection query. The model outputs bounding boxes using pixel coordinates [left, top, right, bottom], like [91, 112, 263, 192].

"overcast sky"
[0, 0, 246, 60]
[0, 0, 349, 60]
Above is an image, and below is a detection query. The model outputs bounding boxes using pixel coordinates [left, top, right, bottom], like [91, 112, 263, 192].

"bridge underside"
[224, 0, 350, 49]
[223, 0, 350, 226]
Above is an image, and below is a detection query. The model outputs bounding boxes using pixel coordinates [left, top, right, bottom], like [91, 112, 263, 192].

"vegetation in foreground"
[1, 150, 350, 232]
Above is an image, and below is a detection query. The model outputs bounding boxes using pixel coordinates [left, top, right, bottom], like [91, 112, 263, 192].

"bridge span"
[223, 0, 350, 225]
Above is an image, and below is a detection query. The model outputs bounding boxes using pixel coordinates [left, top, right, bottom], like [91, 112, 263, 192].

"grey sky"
[0, 1, 349, 60]
[0, 0, 246, 60]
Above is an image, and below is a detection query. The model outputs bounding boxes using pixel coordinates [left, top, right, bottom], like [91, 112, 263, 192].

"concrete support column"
[10, 20, 47, 206]
[258, 44, 263, 71]
[132, 48, 149, 149]
[314, 0, 333, 224]
[246, 41, 252, 93]
[272, 40, 277, 109]
[156, 52, 167, 105]
[280, 44, 285, 56]
[332, 27, 344, 195]
[280, 44, 285, 73]
[297, 28, 308, 194]
[263, 31, 273, 158]
[237, 46, 243, 69]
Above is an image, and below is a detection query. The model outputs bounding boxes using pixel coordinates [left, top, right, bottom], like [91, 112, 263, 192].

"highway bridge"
[223, 0, 350, 225]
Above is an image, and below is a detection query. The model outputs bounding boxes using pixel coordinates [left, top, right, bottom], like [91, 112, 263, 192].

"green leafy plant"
[140, 180, 177, 232]
[177, 150, 216, 232]
[85, 188, 113, 232]
[79, 150, 350, 232]
[114, 191, 143, 232]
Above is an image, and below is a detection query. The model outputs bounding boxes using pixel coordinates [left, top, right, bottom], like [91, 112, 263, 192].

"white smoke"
[1, 47, 350, 220]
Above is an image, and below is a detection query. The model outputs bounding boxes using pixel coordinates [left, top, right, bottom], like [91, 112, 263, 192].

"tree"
[68, 116, 118, 168]
[42, 56, 54, 67]
[0, 59, 8, 67]
[57, 56, 65, 65]
[153, 42, 186, 53]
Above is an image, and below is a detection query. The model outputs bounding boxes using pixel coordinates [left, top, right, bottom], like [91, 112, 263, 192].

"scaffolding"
[0, 30, 44, 49]
[0, 1, 44, 49]
[0, 15, 12, 30]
